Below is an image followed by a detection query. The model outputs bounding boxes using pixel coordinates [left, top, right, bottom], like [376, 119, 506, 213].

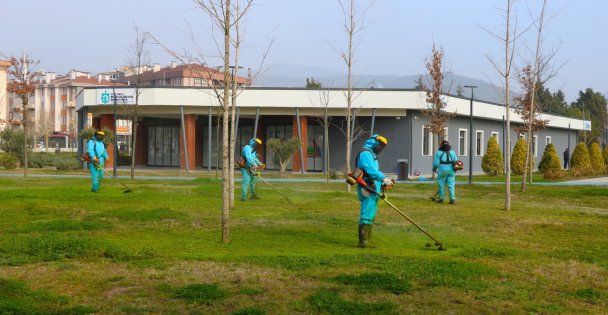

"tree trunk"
[221, 0, 231, 244]
[130, 119, 138, 179]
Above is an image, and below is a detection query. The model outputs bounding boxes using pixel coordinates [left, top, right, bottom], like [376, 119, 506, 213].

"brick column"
[292, 115, 308, 173]
[99, 114, 115, 170]
[180, 114, 196, 171]
[134, 121, 146, 166]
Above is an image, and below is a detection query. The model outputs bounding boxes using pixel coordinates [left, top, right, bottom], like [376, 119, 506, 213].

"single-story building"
[76, 87, 588, 177]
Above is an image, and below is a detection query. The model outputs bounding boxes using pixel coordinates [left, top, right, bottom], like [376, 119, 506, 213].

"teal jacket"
[87, 137, 108, 166]
[432, 149, 458, 172]
[242, 139, 262, 168]
[357, 138, 386, 191]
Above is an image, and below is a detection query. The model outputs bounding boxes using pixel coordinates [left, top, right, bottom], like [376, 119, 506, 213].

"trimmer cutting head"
[425, 242, 447, 251]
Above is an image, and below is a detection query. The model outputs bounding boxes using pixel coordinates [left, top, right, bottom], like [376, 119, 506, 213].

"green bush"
[570, 142, 592, 176]
[55, 158, 82, 170]
[589, 143, 605, 174]
[538, 143, 561, 173]
[266, 138, 301, 177]
[0, 154, 20, 169]
[481, 136, 503, 176]
[0, 129, 32, 164]
[510, 138, 534, 175]
[28, 153, 56, 168]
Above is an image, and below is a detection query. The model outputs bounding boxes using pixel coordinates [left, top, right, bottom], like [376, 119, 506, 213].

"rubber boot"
[366, 224, 373, 242]
[358, 224, 371, 248]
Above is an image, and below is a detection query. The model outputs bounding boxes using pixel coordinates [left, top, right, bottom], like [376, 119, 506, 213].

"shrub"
[511, 138, 534, 175]
[0, 129, 32, 164]
[28, 152, 56, 168]
[589, 143, 605, 174]
[0, 154, 20, 169]
[56, 158, 82, 170]
[570, 142, 592, 176]
[538, 143, 561, 174]
[481, 136, 503, 176]
[266, 138, 301, 177]
[543, 169, 565, 180]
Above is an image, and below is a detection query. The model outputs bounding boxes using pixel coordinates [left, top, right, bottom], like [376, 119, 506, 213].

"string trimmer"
[347, 171, 446, 250]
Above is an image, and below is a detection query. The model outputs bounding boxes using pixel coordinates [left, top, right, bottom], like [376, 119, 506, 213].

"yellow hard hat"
[375, 135, 387, 145]
[96, 131, 105, 136]
[254, 138, 262, 145]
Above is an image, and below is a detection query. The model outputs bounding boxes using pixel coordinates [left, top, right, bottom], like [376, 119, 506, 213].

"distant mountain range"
[253, 63, 505, 104]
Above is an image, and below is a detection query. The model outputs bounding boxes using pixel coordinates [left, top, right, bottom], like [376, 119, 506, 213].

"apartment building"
[120, 62, 251, 88]
[0, 60, 11, 131]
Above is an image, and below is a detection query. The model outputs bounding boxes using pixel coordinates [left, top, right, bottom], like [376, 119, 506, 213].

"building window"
[62, 101, 67, 109]
[459, 129, 467, 156]
[422, 126, 432, 156]
[491, 131, 499, 145]
[51, 102, 55, 110]
[194, 77, 202, 86]
[545, 136, 551, 145]
[174, 78, 182, 86]
[532, 135, 538, 157]
[476, 131, 484, 156]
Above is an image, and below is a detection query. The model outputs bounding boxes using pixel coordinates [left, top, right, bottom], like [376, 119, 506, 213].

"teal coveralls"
[357, 138, 387, 225]
[241, 139, 262, 201]
[432, 148, 458, 201]
[87, 136, 108, 192]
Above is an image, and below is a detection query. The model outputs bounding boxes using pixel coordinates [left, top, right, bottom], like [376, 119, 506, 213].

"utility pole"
[464, 85, 477, 184]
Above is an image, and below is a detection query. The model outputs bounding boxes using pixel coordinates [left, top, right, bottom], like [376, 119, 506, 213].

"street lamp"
[464, 85, 477, 184]
[111, 76, 118, 177]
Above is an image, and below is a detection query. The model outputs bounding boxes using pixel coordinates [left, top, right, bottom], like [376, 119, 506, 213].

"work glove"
[382, 177, 394, 190]
[93, 157, 100, 164]
[258, 163, 266, 169]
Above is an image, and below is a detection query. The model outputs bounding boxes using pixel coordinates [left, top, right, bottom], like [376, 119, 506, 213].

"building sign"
[97, 89, 135, 105]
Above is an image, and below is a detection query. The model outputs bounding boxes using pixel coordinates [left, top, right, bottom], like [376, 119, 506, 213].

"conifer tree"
[538, 143, 561, 173]
[482, 136, 503, 176]
[511, 138, 534, 175]
[589, 143, 605, 174]
[570, 142, 592, 176]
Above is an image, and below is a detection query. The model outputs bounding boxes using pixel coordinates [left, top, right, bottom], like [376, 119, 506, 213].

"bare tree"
[484, 0, 522, 211]
[123, 26, 150, 179]
[336, 0, 374, 192]
[150, 0, 275, 243]
[517, 0, 561, 191]
[421, 43, 455, 178]
[34, 105, 54, 152]
[6, 55, 40, 176]
[310, 85, 333, 182]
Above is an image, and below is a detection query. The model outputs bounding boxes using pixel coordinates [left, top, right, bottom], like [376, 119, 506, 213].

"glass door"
[148, 126, 179, 166]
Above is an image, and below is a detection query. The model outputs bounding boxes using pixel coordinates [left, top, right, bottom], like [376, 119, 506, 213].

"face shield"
[373, 135, 387, 155]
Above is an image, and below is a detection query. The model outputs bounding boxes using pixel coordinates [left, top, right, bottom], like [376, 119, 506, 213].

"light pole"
[112, 78, 118, 177]
[464, 85, 477, 184]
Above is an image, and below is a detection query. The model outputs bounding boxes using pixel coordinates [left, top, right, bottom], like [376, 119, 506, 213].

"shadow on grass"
[307, 289, 396, 315]
[333, 272, 412, 294]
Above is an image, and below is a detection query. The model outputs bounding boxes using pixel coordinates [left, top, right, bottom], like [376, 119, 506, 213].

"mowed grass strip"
[0, 176, 606, 313]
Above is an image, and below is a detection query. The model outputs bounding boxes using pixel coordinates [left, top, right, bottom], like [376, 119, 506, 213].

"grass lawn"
[0, 174, 607, 314]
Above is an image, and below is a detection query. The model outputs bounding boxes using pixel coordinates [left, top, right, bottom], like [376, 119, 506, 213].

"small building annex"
[76, 86, 588, 177]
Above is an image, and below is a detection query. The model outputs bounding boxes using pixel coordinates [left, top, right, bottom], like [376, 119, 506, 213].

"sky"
[1, 0, 606, 102]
